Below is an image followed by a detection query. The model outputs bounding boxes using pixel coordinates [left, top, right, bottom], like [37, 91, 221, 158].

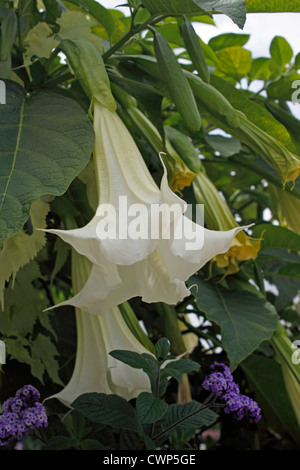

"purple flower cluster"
[0, 385, 48, 446]
[202, 363, 261, 424]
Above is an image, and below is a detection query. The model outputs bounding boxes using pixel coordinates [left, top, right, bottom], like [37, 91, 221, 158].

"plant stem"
[149, 365, 161, 439]
[102, 15, 163, 62]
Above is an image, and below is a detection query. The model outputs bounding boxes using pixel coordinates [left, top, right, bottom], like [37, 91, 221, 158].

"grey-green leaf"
[161, 400, 218, 430]
[188, 277, 278, 369]
[253, 224, 300, 251]
[161, 359, 200, 382]
[155, 337, 171, 361]
[71, 393, 141, 433]
[0, 81, 94, 246]
[136, 392, 169, 423]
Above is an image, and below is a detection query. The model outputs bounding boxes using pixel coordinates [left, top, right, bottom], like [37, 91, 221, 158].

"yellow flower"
[193, 171, 261, 276]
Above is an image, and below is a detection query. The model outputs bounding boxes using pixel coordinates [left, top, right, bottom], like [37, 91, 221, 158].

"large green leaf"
[270, 36, 293, 67]
[160, 400, 218, 430]
[217, 46, 252, 80]
[208, 32, 250, 51]
[241, 355, 300, 442]
[141, 0, 246, 28]
[72, 393, 142, 433]
[246, 0, 300, 13]
[0, 80, 94, 246]
[136, 392, 169, 423]
[65, 0, 115, 36]
[252, 224, 300, 251]
[188, 277, 278, 369]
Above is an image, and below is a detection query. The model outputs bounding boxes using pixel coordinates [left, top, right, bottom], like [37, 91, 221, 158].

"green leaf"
[246, 0, 300, 13]
[205, 134, 241, 156]
[155, 337, 171, 361]
[161, 359, 200, 382]
[267, 73, 300, 102]
[0, 81, 94, 246]
[241, 355, 300, 442]
[31, 333, 63, 386]
[188, 277, 278, 369]
[142, 0, 246, 28]
[109, 350, 157, 375]
[252, 224, 300, 251]
[64, 0, 115, 36]
[80, 439, 112, 450]
[192, 1, 246, 29]
[144, 435, 157, 450]
[277, 264, 300, 280]
[136, 392, 169, 423]
[71, 393, 141, 433]
[217, 46, 252, 79]
[208, 32, 250, 51]
[1, 261, 47, 337]
[270, 36, 293, 66]
[0, 198, 49, 307]
[44, 436, 74, 450]
[160, 400, 218, 431]
[249, 57, 274, 81]
[23, 22, 59, 66]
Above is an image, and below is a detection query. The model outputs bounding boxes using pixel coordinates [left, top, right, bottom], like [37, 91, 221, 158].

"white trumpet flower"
[44, 101, 249, 315]
[49, 252, 152, 407]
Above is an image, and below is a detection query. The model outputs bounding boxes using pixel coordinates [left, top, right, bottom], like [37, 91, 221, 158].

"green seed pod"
[185, 71, 240, 128]
[164, 126, 202, 174]
[153, 31, 202, 132]
[0, 9, 17, 61]
[181, 18, 210, 83]
[60, 38, 116, 111]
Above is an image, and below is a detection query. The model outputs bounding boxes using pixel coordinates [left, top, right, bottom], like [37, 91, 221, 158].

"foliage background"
[0, 0, 300, 450]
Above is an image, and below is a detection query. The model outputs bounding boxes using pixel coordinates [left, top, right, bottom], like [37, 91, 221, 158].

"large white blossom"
[44, 101, 249, 315]
[48, 253, 152, 407]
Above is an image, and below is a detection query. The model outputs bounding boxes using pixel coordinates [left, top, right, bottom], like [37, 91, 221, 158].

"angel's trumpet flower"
[49, 250, 152, 407]
[44, 101, 249, 315]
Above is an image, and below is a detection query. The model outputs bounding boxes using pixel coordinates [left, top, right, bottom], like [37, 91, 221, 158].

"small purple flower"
[0, 385, 47, 446]
[202, 362, 261, 424]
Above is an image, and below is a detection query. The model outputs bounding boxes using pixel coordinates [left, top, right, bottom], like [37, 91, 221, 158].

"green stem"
[44, 46, 60, 71]
[102, 15, 163, 62]
[149, 365, 161, 439]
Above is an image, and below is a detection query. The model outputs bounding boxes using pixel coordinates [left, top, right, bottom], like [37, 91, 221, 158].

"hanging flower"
[43, 101, 249, 316]
[48, 251, 152, 407]
[193, 171, 261, 276]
